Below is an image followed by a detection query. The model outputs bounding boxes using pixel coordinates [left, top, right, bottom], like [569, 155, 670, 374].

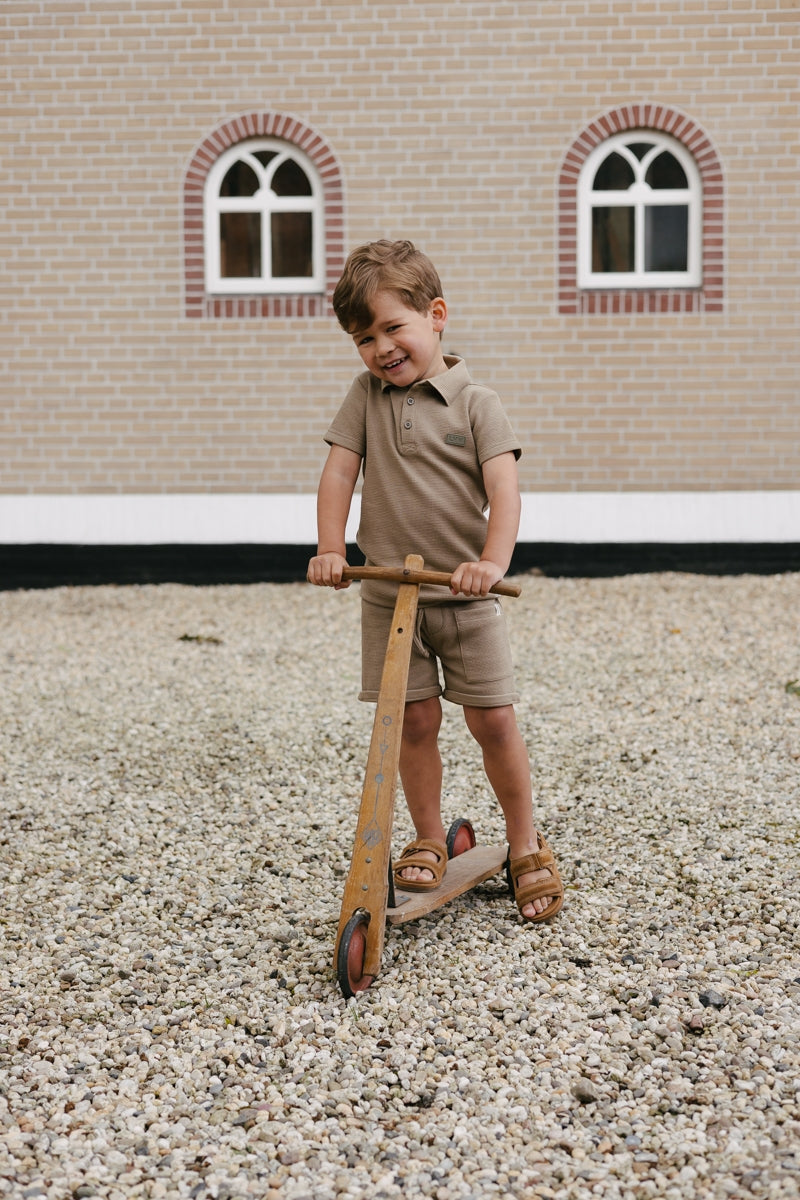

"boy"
[307, 239, 562, 922]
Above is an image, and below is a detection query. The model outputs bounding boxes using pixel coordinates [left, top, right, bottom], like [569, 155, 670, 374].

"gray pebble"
[2, 572, 800, 1199]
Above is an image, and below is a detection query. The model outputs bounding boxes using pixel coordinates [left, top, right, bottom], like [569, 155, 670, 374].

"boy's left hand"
[450, 560, 504, 596]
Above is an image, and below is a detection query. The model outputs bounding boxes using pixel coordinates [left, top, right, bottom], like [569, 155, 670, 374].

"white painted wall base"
[2, 492, 800, 545]
[517, 491, 800, 544]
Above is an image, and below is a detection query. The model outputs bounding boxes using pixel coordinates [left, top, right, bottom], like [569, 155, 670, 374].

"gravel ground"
[1, 570, 799, 1200]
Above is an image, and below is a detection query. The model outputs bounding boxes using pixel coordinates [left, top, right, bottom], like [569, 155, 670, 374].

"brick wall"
[1, 0, 798, 499]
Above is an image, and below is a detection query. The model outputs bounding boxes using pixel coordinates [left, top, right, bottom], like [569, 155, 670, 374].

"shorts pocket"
[453, 600, 513, 684]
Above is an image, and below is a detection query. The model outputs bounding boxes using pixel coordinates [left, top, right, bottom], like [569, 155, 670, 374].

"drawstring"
[412, 608, 431, 658]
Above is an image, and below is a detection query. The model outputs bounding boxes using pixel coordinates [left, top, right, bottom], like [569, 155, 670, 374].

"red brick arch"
[557, 104, 724, 314]
[183, 112, 345, 319]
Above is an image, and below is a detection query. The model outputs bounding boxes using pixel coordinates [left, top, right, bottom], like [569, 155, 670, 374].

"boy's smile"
[351, 289, 448, 387]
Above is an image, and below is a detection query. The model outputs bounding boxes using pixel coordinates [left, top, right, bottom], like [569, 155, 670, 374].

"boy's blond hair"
[332, 239, 444, 333]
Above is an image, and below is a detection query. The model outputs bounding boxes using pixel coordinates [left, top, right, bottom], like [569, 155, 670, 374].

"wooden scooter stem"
[342, 565, 521, 599]
[334, 554, 424, 978]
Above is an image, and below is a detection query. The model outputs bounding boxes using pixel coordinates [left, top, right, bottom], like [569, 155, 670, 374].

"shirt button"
[407, 396, 415, 405]
[404, 420, 412, 429]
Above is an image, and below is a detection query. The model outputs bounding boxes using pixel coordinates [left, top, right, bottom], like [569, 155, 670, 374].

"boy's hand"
[450, 559, 505, 596]
[307, 552, 350, 589]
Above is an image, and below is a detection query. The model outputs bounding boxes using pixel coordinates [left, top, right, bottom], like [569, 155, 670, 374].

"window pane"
[592, 152, 635, 191]
[645, 205, 688, 271]
[627, 141, 655, 161]
[645, 152, 688, 190]
[219, 212, 261, 277]
[253, 150, 278, 169]
[220, 160, 260, 198]
[271, 212, 313, 276]
[272, 158, 313, 197]
[592, 206, 634, 272]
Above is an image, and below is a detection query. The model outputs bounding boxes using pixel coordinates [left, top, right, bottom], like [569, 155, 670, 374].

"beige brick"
[0, 0, 798, 495]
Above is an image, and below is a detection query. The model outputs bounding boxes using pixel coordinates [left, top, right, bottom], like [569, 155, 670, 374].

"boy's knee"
[402, 697, 442, 743]
[464, 703, 517, 745]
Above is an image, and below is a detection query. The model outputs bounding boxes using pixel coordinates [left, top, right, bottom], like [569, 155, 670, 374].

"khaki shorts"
[360, 598, 519, 707]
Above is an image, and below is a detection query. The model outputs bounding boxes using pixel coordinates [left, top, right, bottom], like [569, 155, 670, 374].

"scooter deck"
[387, 844, 507, 924]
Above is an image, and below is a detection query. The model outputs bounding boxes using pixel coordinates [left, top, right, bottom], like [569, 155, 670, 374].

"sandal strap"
[514, 876, 562, 908]
[396, 839, 447, 868]
[508, 836, 564, 919]
[393, 838, 448, 891]
[508, 844, 556, 884]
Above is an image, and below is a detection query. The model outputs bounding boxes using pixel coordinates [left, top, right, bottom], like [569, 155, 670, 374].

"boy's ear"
[430, 297, 447, 331]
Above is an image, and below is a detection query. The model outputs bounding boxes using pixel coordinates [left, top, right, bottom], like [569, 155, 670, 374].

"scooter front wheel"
[336, 911, 375, 999]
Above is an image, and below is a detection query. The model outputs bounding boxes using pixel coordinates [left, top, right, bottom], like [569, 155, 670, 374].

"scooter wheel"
[446, 817, 476, 859]
[336, 911, 374, 999]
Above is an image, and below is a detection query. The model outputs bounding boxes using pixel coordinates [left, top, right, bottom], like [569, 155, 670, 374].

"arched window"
[204, 139, 324, 294]
[183, 113, 345, 319]
[578, 131, 701, 289]
[557, 105, 724, 314]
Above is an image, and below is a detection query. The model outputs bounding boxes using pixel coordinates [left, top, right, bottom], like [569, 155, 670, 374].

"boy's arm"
[307, 444, 362, 588]
[450, 451, 521, 596]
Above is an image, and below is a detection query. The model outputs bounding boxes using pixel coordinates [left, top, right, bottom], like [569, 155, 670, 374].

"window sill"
[186, 292, 328, 319]
[559, 287, 722, 315]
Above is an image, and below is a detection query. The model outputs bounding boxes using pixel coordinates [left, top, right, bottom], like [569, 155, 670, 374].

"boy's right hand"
[307, 552, 350, 589]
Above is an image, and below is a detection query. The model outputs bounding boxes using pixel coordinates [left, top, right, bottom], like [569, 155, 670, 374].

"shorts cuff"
[442, 688, 520, 708]
[358, 684, 443, 704]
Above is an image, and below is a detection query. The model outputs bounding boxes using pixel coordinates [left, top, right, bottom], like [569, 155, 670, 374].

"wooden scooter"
[333, 553, 521, 999]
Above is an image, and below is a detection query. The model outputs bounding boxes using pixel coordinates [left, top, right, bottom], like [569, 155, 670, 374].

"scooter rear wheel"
[336, 911, 374, 999]
[446, 817, 476, 859]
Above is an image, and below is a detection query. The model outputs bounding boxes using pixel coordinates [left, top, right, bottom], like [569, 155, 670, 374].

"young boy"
[307, 239, 562, 922]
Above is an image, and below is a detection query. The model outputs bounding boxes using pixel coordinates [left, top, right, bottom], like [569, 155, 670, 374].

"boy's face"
[350, 290, 448, 387]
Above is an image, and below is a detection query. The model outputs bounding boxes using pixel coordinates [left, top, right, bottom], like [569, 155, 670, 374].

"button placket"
[403, 392, 414, 431]
[395, 388, 417, 451]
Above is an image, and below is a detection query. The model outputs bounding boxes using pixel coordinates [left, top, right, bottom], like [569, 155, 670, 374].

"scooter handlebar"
[341, 565, 521, 598]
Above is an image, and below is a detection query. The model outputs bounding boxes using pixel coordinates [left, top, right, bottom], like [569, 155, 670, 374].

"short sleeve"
[324, 372, 369, 457]
[469, 388, 522, 465]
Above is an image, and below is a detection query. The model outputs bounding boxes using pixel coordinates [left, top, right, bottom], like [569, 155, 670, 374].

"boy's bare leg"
[463, 704, 556, 920]
[397, 697, 447, 884]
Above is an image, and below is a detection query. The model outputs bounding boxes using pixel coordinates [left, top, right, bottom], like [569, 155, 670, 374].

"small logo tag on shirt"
[445, 432, 467, 447]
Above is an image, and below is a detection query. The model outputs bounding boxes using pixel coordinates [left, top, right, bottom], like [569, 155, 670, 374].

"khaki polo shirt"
[324, 356, 521, 607]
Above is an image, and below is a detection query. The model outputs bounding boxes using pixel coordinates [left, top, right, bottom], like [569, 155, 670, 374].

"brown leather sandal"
[506, 833, 564, 922]
[393, 838, 448, 893]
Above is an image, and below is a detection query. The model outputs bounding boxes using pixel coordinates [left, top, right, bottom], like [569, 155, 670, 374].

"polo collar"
[380, 356, 470, 405]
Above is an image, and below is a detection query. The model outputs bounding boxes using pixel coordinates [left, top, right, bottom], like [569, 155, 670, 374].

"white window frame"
[204, 138, 324, 294]
[578, 131, 702, 290]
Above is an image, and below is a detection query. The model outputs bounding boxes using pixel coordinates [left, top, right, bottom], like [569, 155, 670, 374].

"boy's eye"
[355, 322, 402, 345]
